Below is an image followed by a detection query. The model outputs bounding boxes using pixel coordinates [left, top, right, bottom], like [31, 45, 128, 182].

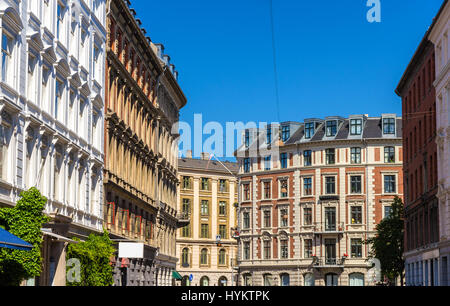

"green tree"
[66, 230, 115, 286]
[0, 187, 50, 286]
[365, 196, 405, 286]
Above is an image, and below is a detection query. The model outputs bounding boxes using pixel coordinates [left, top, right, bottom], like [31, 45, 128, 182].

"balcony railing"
[313, 256, 345, 267]
[313, 222, 345, 233]
[176, 212, 190, 228]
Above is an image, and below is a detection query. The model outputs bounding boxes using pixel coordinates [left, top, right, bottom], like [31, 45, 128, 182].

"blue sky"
[131, 0, 444, 159]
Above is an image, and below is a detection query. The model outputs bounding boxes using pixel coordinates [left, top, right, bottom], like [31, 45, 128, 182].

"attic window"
[281, 125, 290, 142]
[383, 118, 396, 135]
[326, 120, 337, 137]
[304, 122, 314, 139]
[350, 119, 362, 135]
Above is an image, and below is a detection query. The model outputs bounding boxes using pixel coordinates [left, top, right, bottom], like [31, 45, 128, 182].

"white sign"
[118, 242, 144, 259]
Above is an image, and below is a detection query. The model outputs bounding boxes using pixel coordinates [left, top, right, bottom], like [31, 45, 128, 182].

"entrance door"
[325, 239, 336, 265]
[325, 273, 338, 286]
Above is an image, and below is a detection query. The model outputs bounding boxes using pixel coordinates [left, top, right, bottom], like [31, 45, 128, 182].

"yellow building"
[176, 152, 239, 286]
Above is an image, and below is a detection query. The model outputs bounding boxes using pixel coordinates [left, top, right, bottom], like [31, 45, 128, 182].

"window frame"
[350, 119, 363, 135]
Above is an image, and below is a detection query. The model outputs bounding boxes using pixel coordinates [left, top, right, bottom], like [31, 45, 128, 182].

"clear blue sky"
[131, 0, 444, 158]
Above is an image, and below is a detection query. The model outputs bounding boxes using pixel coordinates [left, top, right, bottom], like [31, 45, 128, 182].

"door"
[325, 273, 338, 286]
[325, 239, 336, 265]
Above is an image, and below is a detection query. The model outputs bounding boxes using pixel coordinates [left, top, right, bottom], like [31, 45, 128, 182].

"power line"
[269, 0, 281, 123]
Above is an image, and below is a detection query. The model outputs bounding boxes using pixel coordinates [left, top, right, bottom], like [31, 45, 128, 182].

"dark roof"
[284, 126, 304, 144]
[178, 157, 239, 175]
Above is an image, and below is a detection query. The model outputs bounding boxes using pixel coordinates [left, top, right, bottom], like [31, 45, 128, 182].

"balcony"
[313, 222, 345, 234]
[312, 256, 345, 268]
[176, 212, 190, 228]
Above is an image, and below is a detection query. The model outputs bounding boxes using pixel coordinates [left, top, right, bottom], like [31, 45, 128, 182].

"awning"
[0, 227, 33, 251]
[172, 270, 183, 280]
[41, 229, 79, 244]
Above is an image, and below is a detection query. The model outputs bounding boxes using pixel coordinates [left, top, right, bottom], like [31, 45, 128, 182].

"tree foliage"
[66, 230, 115, 286]
[365, 196, 405, 285]
[0, 187, 50, 286]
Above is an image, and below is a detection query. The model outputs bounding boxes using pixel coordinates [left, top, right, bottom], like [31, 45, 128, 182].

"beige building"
[176, 152, 239, 286]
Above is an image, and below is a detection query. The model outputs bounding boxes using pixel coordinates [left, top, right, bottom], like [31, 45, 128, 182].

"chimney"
[186, 150, 192, 159]
[201, 152, 210, 160]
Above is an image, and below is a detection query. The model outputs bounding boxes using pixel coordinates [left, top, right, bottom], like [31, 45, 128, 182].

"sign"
[189, 274, 193, 282]
[118, 242, 144, 259]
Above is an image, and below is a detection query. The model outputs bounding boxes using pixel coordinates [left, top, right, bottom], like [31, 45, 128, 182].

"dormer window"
[281, 125, 290, 142]
[326, 121, 337, 137]
[350, 119, 363, 135]
[266, 127, 272, 144]
[305, 122, 315, 139]
[383, 118, 396, 135]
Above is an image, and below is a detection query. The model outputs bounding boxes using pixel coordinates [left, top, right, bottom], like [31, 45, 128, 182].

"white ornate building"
[429, 0, 450, 286]
[0, 0, 106, 285]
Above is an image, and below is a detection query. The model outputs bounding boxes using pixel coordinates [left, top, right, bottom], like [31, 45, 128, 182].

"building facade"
[105, 0, 187, 286]
[429, 0, 450, 287]
[0, 0, 106, 285]
[176, 153, 239, 286]
[235, 115, 403, 286]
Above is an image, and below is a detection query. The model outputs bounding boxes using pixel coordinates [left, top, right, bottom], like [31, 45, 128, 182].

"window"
[200, 224, 209, 238]
[219, 224, 227, 239]
[200, 276, 209, 286]
[280, 153, 288, 169]
[266, 127, 272, 144]
[1, 33, 13, 82]
[263, 210, 271, 228]
[383, 118, 396, 134]
[304, 239, 313, 258]
[219, 201, 227, 216]
[53, 145, 63, 201]
[304, 150, 312, 166]
[93, 44, 100, 80]
[201, 178, 209, 190]
[218, 249, 226, 265]
[280, 179, 288, 198]
[351, 239, 362, 258]
[304, 207, 312, 225]
[243, 183, 250, 201]
[243, 212, 250, 229]
[200, 248, 208, 265]
[244, 130, 250, 147]
[55, 79, 63, 119]
[350, 119, 362, 135]
[243, 241, 250, 260]
[325, 149, 335, 165]
[181, 224, 191, 238]
[280, 208, 288, 227]
[326, 120, 337, 137]
[182, 176, 191, 189]
[384, 147, 395, 163]
[263, 181, 271, 199]
[27, 55, 37, 101]
[305, 122, 314, 139]
[303, 177, 312, 196]
[384, 175, 396, 193]
[181, 248, 190, 266]
[350, 175, 362, 194]
[280, 240, 288, 259]
[384, 206, 392, 219]
[263, 241, 271, 259]
[243, 274, 252, 286]
[281, 125, 290, 142]
[0, 120, 10, 180]
[264, 155, 271, 170]
[243, 158, 250, 173]
[200, 200, 209, 216]
[351, 206, 362, 224]
[325, 176, 336, 194]
[182, 199, 191, 214]
[304, 273, 315, 286]
[219, 179, 227, 192]
[349, 273, 365, 286]
[350, 147, 361, 164]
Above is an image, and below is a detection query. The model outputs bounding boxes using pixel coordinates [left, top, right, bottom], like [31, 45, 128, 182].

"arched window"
[218, 276, 227, 286]
[181, 248, 189, 267]
[200, 248, 208, 265]
[243, 273, 252, 286]
[263, 273, 273, 286]
[304, 273, 315, 286]
[349, 273, 365, 286]
[218, 249, 226, 266]
[200, 276, 209, 286]
[280, 273, 290, 286]
[181, 275, 190, 286]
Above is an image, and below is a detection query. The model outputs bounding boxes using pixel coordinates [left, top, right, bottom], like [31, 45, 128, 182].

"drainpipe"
[364, 139, 369, 260]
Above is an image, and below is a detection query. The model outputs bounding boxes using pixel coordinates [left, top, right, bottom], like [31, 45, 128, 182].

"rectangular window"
[384, 147, 395, 163]
[305, 122, 314, 139]
[383, 118, 396, 134]
[1, 32, 12, 82]
[57, 3, 64, 40]
[244, 158, 250, 173]
[266, 127, 272, 144]
[55, 79, 63, 119]
[263, 210, 271, 228]
[243, 183, 250, 201]
[326, 149, 335, 165]
[281, 125, 290, 142]
[182, 176, 191, 189]
[280, 240, 288, 259]
[280, 153, 288, 169]
[263, 181, 271, 199]
[264, 155, 271, 170]
[303, 177, 312, 196]
[219, 179, 227, 192]
[243, 212, 250, 229]
[182, 198, 190, 214]
[182, 224, 191, 237]
[350, 147, 361, 164]
[280, 208, 288, 227]
[263, 240, 271, 259]
[219, 201, 227, 216]
[304, 239, 313, 258]
[351, 239, 362, 258]
[350, 119, 362, 135]
[351, 206, 362, 224]
[384, 206, 392, 219]
[304, 207, 312, 225]
[201, 178, 209, 191]
[384, 175, 396, 193]
[201, 200, 209, 216]
[243, 241, 250, 260]
[201, 224, 209, 238]
[326, 121, 337, 137]
[280, 179, 288, 198]
[304, 150, 312, 166]
[350, 175, 362, 194]
[219, 224, 227, 239]
[325, 176, 336, 194]
[245, 130, 250, 147]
